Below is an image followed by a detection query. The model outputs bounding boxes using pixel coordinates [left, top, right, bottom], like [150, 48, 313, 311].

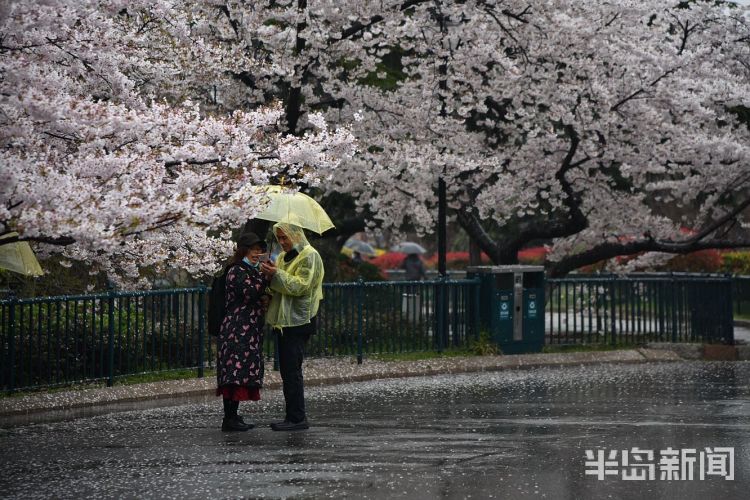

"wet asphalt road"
[0, 361, 748, 500]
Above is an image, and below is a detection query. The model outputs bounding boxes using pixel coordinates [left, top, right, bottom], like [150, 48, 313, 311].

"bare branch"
[611, 67, 680, 112]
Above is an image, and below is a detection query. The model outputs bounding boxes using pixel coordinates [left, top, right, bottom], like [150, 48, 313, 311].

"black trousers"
[276, 319, 315, 423]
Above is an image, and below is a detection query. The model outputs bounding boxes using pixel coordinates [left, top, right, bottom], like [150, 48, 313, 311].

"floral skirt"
[216, 385, 261, 401]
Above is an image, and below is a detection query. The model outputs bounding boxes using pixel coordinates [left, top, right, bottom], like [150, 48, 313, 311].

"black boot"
[222, 399, 250, 432]
[232, 401, 256, 429]
[222, 416, 251, 432]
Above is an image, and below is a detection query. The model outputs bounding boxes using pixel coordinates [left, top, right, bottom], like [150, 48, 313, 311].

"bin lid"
[466, 265, 544, 274]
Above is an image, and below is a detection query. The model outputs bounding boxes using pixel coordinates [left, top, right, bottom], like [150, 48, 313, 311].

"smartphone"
[258, 253, 271, 264]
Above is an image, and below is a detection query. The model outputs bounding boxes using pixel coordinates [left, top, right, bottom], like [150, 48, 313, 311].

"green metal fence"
[546, 274, 734, 345]
[2, 272, 734, 392]
[312, 279, 481, 360]
[1, 279, 481, 392]
[0, 287, 208, 393]
[733, 275, 750, 317]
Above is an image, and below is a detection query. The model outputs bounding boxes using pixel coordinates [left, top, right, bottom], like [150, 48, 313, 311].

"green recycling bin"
[467, 265, 545, 354]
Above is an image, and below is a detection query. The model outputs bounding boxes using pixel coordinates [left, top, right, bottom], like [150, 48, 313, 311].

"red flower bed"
[369, 252, 407, 270]
[371, 247, 549, 271]
[518, 246, 547, 264]
[425, 247, 548, 266]
[425, 251, 492, 269]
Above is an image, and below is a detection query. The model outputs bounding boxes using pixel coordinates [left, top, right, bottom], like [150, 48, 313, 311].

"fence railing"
[312, 278, 481, 360]
[733, 275, 750, 317]
[546, 274, 734, 345]
[2, 272, 734, 392]
[1, 279, 480, 392]
[1, 288, 208, 393]
[384, 269, 468, 281]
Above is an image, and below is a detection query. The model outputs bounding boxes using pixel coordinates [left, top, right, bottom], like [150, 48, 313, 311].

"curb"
[303, 349, 681, 387]
[646, 342, 750, 361]
[0, 349, 684, 421]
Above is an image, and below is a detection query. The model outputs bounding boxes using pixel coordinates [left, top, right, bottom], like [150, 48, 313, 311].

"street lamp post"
[437, 177, 448, 351]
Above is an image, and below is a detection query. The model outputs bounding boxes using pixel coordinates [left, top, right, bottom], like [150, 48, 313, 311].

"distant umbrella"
[344, 238, 377, 257]
[0, 233, 43, 276]
[391, 241, 427, 255]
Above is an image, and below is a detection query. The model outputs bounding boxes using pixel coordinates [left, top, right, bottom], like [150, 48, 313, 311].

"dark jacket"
[401, 254, 426, 281]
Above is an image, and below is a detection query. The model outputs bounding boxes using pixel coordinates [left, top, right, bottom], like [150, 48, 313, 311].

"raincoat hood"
[266, 224, 324, 329]
[273, 222, 309, 253]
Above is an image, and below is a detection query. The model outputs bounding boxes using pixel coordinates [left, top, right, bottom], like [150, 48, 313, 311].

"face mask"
[243, 256, 260, 269]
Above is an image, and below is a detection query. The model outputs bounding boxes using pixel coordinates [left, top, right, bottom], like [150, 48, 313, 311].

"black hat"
[236, 231, 267, 251]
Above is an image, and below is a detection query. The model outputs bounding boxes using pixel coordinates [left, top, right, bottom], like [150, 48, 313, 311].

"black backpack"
[207, 267, 229, 337]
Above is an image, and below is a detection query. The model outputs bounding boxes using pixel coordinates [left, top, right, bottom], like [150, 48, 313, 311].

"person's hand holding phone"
[260, 260, 277, 279]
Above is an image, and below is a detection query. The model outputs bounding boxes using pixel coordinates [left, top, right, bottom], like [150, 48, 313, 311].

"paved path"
[1, 361, 747, 499]
[0, 349, 681, 426]
[735, 323, 750, 344]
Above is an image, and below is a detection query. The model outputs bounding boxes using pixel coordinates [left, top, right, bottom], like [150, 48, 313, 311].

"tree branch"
[549, 238, 750, 278]
[332, 0, 430, 45]
[549, 191, 750, 277]
[611, 67, 680, 112]
[500, 6, 531, 24]
[163, 158, 223, 168]
[457, 126, 589, 264]
[0, 234, 76, 247]
[456, 210, 505, 263]
[683, 197, 750, 246]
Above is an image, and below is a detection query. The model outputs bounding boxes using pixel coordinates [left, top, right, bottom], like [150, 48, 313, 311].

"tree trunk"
[469, 238, 482, 266]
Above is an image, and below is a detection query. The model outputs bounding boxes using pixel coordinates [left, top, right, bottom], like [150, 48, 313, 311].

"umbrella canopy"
[344, 238, 377, 257]
[0, 233, 43, 276]
[391, 241, 427, 255]
[254, 185, 335, 235]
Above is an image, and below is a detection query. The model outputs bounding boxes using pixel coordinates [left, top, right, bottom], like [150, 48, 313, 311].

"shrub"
[469, 331, 500, 355]
[662, 249, 723, 273]
[335, 254, 386, 282]
[721, 250, 750, 275]
[577, 249, 728, 275]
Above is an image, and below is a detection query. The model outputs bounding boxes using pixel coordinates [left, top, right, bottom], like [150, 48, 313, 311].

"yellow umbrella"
[255, 185, 335, 235]
[0, 232, 43, 276]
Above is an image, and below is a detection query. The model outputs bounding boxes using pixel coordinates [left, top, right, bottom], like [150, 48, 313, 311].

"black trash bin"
[467, 265, 545, 354]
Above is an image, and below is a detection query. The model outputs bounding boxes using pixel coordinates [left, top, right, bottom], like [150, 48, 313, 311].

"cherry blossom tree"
[0, 1, 354, 286]
[201, 0, 750, 275]
[7, 0, 747, 283]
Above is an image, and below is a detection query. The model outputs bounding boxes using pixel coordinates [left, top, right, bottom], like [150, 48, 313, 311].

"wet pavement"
[735, 323, 750, 344]
[0, 361, 748, 499]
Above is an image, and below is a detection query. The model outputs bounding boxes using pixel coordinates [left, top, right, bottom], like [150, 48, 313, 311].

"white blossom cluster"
[2, 0, 749, 283]
[0, 1, 355, 287]
[206, 0, 750, 258]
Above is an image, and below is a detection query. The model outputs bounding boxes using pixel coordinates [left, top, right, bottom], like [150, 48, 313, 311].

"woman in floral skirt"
[216, 231, 270, 432]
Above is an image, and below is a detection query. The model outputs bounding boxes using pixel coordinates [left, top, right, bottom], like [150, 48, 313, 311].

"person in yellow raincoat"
[260, 222, 324, 431]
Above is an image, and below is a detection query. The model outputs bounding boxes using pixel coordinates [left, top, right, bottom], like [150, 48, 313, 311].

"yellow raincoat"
[266, 223, 324, 329]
